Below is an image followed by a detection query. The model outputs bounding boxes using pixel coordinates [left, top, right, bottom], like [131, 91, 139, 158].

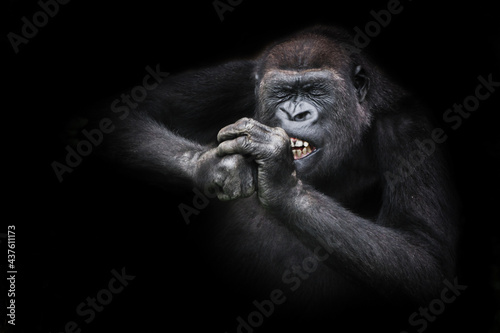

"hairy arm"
[217, 117, 458, 304]
[102, 61, 258, 194]
[282, 182, 451, 303]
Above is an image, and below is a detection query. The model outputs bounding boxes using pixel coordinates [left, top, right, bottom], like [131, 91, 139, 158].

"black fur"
[102, 26, 459, 331]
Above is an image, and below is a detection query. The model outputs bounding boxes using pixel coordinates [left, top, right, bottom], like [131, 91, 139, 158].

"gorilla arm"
[103, 61, 257, 197]
[217, 117, 457, 304]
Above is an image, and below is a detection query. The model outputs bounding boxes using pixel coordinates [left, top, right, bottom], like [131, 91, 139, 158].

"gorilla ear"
[354, 65, 370, 103]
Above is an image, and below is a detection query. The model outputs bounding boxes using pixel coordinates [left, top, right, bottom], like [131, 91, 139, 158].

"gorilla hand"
[194, 148, 257, 201]
[217, 118, 298, 208]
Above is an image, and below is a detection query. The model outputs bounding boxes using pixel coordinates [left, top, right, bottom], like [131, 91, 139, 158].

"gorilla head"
[253, 27, 394, 181]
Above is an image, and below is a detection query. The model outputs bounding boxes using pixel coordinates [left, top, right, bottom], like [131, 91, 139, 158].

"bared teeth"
[290, 137, 315, 160]
[290, 138, 308, 148]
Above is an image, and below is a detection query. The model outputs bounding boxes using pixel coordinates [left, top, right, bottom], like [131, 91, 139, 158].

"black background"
[4, 0, 500, 332]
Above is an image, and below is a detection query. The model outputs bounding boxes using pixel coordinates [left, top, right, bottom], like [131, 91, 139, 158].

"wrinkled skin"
[216, 118, 297, 207]
[194, 148, 257, 201]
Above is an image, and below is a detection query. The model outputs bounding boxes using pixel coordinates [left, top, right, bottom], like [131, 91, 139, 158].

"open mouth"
[290, 137, 317, 160]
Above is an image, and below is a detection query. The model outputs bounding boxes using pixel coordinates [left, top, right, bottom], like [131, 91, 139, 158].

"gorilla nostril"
[278, 102, 318, 123]
[293, 111, 311, 122]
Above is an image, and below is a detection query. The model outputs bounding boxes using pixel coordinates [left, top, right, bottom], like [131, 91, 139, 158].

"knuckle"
[218, 193, 229, 201]
[280, 135, 289, 147]
[236, 135, 250, 148]
[239, 117, 255, 130]
[271, 128, 290, 146]
[273, 126, 287, 138]
[272, 135, 288, 150]
[236, 117, 248, 126]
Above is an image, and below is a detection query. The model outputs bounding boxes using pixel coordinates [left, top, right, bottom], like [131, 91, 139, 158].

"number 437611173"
[7, 225, 15, 270]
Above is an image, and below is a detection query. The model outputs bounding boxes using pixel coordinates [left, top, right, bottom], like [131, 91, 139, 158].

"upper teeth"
[291, 138, 309, 148]
[290, 138, 314, 160]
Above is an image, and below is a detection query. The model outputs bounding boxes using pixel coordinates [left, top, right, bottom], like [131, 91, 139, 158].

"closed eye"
[274, 91, 290, 98]
[308, 89, 325, 97]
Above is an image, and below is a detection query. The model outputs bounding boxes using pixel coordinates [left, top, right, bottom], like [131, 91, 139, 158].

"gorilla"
[102, 26, 459, 331]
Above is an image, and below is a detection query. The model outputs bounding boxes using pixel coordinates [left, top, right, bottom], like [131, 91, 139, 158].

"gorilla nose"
[277, 101, 318, 124]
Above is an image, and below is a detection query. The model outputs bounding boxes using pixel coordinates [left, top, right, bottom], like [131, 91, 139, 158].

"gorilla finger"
[217, 192, 232, 201]
[240, 166, 257, 197]
[217, 136, 252, 157]
[203, 183, 221, 199]
[217, 118, 255, 142]
[219, 180, 243, 201]
[217, 117, 274, 143]
[221, 120, 278, 144]
[241, 179, 256, 198]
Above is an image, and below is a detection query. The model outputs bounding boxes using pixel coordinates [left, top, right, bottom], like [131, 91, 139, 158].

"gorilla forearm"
[108, 113, 210, 186]
[108, 113, 257, 199]
[275, 182, 445, 303]
[102, 61, 257, 188]
[217, 117, 449, 303]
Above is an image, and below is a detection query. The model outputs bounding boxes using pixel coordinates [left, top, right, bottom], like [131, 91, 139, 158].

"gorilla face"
[255, 67, 372, 181]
